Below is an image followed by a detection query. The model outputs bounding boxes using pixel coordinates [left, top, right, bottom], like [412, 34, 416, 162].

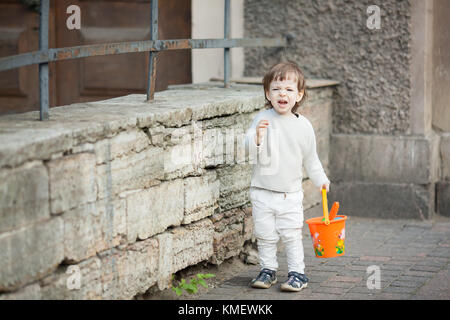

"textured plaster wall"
[244, 0, 412, 135]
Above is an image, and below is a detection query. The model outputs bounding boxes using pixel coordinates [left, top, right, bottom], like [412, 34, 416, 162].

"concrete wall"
[433, 0, 450, 216]
[192, 0, 244, 83]
[0, 83, 335, 299]
[244, 0, 443, 219]
[432, 0, 450, 133]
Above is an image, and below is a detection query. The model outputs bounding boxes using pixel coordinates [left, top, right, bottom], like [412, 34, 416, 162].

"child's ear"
[265, 91, 270, 101]
[296, 90, 304, 102]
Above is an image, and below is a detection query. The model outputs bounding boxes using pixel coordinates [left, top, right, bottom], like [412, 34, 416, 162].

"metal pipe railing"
[146, 0, 158, 101]
[224, 0, 231, 88]
[0, 0, 287, 120]
[38, 0, 50, 120]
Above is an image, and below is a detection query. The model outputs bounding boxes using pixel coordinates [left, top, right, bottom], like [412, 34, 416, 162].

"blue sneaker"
[280, 271, 309, 292]
[251, 268, 277, 289]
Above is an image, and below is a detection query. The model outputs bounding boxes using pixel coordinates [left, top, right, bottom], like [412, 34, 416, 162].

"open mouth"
[278, 100, 288, 106]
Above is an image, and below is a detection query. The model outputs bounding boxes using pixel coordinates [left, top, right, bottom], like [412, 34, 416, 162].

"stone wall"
[244, 0, 443, 219]
[0, 82, 335, 299]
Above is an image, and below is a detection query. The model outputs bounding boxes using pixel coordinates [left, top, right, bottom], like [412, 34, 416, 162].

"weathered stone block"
[331, 134, 435, 184]
[328, 182, 434, 219]
[242, 207, 254, 242]
[302, 178, 322, 210]
[97, 198, 127, 250]
[216, 164, 253, 211]
[172, 219, 214, 272]
[183, 171, 220, 224]
[210, 208, 247, 265]
[440, 134, 450, 180]
[191, 98, 238, 121]
[126, 179, 184, 242]
[0, 217, 64, 291]
[63, 203, 103, 262]
[63, 199, 126, 263]
[436, 182, 450, 217]
[109, 129, 150, 159]
[202, 128, 226, 167]
[0, 128, 73, 169]
[156, 232, 173, 290]
[41, 237, 159, 300]
[101, 239, 159, 299]
[155, 219, 214, 290]
[93, 130, 150, 165]
[40, 257, 103, 300]
[163, 126, 203, 180]
[0, 283, 41, 300]
[151, 105, 193, 128]
[0, 161, 49, 233]
[96, 146, 164, 199]
[301, 94, 332, 138]
[146, 125, 165, 146]
[92, 139, 110, 165]
[47, 153, 97, 214]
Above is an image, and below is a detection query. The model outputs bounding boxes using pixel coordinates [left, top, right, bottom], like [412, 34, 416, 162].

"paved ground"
[198, 206, 450, 300]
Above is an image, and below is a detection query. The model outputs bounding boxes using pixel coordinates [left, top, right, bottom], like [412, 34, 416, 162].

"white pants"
[250, 187, 305, 274]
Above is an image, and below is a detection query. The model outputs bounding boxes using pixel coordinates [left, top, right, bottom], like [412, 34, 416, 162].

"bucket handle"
[321, 187, 330, 225]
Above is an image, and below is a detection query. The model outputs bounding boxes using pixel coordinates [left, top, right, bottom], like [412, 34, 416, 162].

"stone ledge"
[0, 85, 263, 169]
[330, 133, 439, 184]
[328, 181, 434, 220]
[208, 77, 340, 88]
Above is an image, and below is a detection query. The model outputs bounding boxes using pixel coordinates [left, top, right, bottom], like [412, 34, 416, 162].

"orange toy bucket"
[305, 188, 347, 258]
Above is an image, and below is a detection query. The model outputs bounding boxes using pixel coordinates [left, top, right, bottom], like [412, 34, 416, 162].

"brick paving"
[199, 205, 450, 300]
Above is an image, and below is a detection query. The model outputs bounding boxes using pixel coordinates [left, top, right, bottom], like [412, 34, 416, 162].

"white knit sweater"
[245, 108, 330, 193]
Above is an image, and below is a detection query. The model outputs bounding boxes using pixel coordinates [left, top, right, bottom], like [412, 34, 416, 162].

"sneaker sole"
[280, 282, 307, 292]
[251, 279, 277, 289]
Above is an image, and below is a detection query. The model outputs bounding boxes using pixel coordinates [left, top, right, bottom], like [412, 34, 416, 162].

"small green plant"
[171, 273, 215, 296]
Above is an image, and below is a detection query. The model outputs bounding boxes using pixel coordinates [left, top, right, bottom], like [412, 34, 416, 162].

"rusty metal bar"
[39, 0, 50, 120]
[1, 6, 287, 121]
[0, 38, 286, 72]
[224, 0, 231, 88]
[147, 0, 158, 101]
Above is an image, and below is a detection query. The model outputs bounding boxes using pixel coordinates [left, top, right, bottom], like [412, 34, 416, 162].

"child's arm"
[303, 122, 330, 190]
[244, 115, 266, 159]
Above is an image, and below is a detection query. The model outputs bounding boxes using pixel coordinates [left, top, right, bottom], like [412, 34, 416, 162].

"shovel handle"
[322, 187, 330, 225]
[329, 202, 340, 221]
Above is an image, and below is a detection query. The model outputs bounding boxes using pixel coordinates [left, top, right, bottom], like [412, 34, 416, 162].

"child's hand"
[320, 183, 330, 193]
[256, 120, 269, 146]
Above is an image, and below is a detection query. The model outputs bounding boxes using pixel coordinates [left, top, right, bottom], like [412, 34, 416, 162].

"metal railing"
[0, 0, 287, 121]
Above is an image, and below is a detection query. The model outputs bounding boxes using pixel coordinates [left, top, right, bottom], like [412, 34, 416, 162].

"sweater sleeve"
[303, 120, 330, 187]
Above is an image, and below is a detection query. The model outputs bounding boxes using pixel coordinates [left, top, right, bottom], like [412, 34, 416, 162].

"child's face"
[265, 74, 303, 116]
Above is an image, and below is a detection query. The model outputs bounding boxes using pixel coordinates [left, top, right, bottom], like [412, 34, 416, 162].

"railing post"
[224, 0, 230, 88]
[39, 0, 50, 120]
[146, 0, 158, 101]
